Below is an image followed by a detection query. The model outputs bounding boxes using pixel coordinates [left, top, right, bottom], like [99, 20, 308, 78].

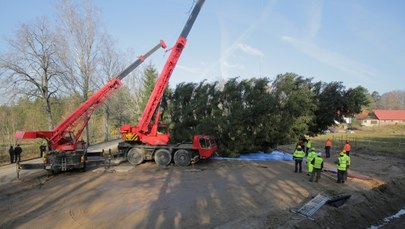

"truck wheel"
[52, 168, 61, 174]
[127, 148, 144, 165]
[174, 149, 191, 167]
[154, 149, 172, 166]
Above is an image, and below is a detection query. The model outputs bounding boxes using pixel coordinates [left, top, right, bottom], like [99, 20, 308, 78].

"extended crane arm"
[137, 0, 205, 133]
[16, 41, 166, 150]
[117, 40, 166, 80]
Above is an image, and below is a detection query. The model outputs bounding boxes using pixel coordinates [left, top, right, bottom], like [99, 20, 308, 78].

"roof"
[355, 110, 369, 119]
[374, 110, 405, 121]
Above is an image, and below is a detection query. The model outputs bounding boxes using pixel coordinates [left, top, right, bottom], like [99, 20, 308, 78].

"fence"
[317, 135, 405, 155]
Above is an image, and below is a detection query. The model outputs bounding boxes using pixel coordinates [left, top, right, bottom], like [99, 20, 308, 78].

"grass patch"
[312, 124, 405, 156]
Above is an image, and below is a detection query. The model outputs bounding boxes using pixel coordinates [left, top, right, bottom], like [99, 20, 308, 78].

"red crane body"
[120, 0, 202, 145]
[118, 0, 217, 167]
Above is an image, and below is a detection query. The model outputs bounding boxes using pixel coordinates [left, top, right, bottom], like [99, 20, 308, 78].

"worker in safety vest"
[343, 140, 351, 156]
[343, 151, 351, 181]
[305, 139, 312, 156]
[309, 152, 324, 182]
[293, 146, 305, 173]
[324, 138, 332, 158]
[306, 148, 317, 176]
[336, 151, 347, 183]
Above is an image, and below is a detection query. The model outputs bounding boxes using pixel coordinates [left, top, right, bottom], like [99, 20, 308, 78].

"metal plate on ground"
[296, 194, 330, 217]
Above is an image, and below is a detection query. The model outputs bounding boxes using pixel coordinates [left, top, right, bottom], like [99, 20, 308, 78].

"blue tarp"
[212, 151, 293, 161]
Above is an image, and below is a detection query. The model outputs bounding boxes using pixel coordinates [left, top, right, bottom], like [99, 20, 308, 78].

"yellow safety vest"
[293, 150, 305, 159]
[344, 154, 351, 166]
[313, 156, 323, 169]
[337, 156, 347, 171]
[307, 151, 317, 162]
[306, 140, 312, 148]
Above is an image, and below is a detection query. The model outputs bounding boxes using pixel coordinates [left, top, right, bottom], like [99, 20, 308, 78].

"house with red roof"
[361, 110, 405, 126]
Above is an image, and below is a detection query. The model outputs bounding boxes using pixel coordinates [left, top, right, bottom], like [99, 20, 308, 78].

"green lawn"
[312, 125, 405, 155]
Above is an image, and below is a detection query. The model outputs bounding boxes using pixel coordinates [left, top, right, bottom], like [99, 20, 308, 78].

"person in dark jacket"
[40, 143, 46, 158]
[8, 145, 14, 164]
[293, 146, 305, 173]
[14, 144, 22, 163]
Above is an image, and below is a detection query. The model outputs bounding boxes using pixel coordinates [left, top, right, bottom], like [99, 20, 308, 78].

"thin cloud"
[304, 0, 323, 40]
[176, 64, 199, 73]
[203, 1, 275, 78]
[282, 35, 378, 81]
[222, 60, 245, 69]
[236, 43, 264, 58]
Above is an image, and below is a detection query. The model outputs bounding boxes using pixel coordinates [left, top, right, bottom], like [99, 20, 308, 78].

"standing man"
[40, 143, 46, 158]
[343, 151, 351, 181]
[14, 144, 23, 163]
[306, 148, 317, 176]
[305, 138, 312, 156]
[336, 151, 347, 183]
[8, 145, 14, 164]
[325, 138, 332, 158]
[293, 146, 305, 173]
[310, 152, 324, 182]
[343, 140, 351, 156]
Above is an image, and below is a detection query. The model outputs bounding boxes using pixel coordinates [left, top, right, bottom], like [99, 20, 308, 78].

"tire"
[154, 149, 172, 166]
[51, 168, 61, 174]
[127, 148, 145, 165]
[174, 149, 191, 167]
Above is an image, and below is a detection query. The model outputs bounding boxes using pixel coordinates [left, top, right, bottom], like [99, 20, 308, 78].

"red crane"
[15, 41, 166, 173]
[118, 0, 217, 167]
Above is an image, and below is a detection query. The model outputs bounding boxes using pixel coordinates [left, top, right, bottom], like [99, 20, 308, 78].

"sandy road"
[0, 159, 46, 185]
[0, 148, 404, 228]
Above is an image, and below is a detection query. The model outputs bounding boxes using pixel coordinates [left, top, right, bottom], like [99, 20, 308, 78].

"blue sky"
[1, 0, 404, 95]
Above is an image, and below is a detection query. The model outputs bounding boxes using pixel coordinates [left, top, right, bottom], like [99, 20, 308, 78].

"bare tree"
[378, 90, 405, 110]
[55, 0, 101, 144]
[0, 17, 62, 130]
[0, 105, 17, 146]
[98, 34, 123, 141]
[98, 34, 151, 141]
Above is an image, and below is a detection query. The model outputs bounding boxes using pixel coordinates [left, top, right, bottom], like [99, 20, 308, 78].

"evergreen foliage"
[139, 64, 159, 115]
[167, 73, 370, 156]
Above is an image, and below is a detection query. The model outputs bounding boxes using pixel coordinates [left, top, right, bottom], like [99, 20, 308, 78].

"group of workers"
[8, 144, 23, 163]
[292, 138, 352, 184]
[8, 143, 47, 164]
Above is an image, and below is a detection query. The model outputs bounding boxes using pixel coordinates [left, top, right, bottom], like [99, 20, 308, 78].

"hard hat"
[311, 147, 316, 151]
[297, 146, 302, 149]
[318, 152, 322, 156]
[340, 151, 344, 156]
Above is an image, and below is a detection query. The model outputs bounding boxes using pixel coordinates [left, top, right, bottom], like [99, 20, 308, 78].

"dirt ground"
[0, 148, 404, 229]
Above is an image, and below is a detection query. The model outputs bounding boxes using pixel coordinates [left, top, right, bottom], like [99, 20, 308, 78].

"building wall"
[362, 119, 379, 126]
[379, 120, 405, 125]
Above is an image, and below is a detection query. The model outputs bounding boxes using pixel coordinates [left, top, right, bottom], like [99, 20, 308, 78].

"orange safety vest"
[343, 143, 351, 152]
[325, 139, 332, 147]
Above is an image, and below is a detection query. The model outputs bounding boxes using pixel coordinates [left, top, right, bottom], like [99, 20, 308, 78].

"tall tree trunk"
[103, 105, 109, 142]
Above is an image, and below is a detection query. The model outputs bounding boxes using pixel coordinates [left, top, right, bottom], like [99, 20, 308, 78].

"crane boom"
[138, 0, 204, 133]
[116, 0, 216, 168]
[120, 0, 205, 145]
